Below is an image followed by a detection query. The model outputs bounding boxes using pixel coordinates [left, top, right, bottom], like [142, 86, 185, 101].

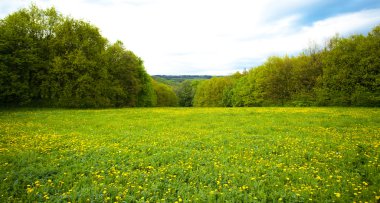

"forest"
[190, 28, 380, 107]
[0, 5, 177, 108]
[0, 5, 379, 108]
[163, 25, 380, 107]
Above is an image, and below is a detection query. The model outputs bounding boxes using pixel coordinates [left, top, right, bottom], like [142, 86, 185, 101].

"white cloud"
[1, 0, 380, 75]
[300, 8, 380, 41]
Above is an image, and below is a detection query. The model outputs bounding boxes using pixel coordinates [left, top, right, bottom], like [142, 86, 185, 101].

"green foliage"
[0, 5, 155, 108]
[151, 76, 180, 87]
[231, 68, 265, 107]
[290, 51, 323, 106]
[153, 76, 211, 107]
[1, 5, 378, 108]
[194, 25, 380, 107]
[1, 108, 379, 202]
[102, 41, 156, 107]
[176, 80, 201, 107]
[193, 75, 240, 107]
[152, 80, 178, 107]
[316, 30, 380, 107]
[0, 5, 60, 105]
[153, 75, 213, 84]
[259, 56, 295, 105]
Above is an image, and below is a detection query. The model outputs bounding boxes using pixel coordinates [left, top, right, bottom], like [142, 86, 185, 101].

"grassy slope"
[0, 108, 379, 202]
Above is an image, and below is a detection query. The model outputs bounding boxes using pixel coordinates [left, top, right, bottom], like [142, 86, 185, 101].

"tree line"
[0, 5, 179, 108]
[1, 5, 378, 108]
[190, 25, 380, 107]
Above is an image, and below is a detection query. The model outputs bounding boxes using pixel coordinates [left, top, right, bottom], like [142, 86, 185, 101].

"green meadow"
[0, 108, 379, 202]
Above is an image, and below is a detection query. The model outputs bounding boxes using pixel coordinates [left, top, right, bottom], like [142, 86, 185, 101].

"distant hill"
[152, 75, 214, 86]
[153, 75, 213, 81]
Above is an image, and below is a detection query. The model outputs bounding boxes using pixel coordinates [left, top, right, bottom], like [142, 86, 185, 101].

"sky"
[1, 0, 380, 75]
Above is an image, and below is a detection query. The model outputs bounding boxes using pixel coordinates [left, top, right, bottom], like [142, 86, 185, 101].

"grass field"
[0, 107, 379, 202]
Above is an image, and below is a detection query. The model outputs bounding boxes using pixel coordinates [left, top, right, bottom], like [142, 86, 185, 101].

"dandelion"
[44, 194, 49, 200]
[26, 188, 34, 194]
[2, 107, 380, 202]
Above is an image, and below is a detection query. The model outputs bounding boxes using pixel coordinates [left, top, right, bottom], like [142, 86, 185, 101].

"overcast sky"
[1, 0, 380, 75]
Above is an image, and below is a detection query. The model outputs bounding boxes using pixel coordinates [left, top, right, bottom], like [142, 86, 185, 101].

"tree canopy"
[152, 80, 178, 107]
[1, 5, 378, 108]
[0, 5, 156, 108]
[192, 25, 380, 107]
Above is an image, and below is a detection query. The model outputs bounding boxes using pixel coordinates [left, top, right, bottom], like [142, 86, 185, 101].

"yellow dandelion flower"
[44, 194, 49, 200]
[26, 188, 34, 194]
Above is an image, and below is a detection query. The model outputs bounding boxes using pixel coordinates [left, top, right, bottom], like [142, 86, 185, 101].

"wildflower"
[334, 192, 341, 198]
[26, 188, 34, 194]
[44, 194, 49, 200]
